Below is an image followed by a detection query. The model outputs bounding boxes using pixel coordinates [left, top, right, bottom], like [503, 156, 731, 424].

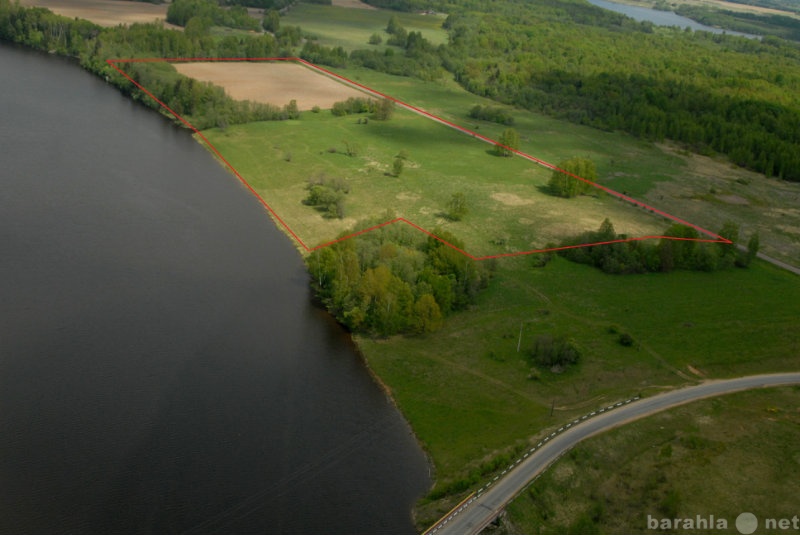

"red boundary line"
[106, 57, 731, 260]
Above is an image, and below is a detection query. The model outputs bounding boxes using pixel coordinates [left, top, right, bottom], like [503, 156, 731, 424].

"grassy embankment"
[200, 65, 800, 529]
[503, 386, 800, 534]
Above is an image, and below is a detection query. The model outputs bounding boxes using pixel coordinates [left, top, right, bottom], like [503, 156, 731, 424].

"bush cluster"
[468, 104, 515, 125]
[529, 334, 581, 372]
[307, 218, 491, 336]
[303, 175, 349, 219]
[558, 219, 759, 274]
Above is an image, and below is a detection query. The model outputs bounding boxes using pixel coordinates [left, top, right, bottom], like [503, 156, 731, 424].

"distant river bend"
[586, 0, 758, 38]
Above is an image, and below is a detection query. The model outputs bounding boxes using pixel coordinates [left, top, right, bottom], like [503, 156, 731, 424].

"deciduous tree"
[495, 127, 519, 157]
[548, 157, 598, 198]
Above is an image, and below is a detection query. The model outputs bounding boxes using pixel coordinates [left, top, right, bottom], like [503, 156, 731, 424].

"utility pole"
[516, 321, 523, 352]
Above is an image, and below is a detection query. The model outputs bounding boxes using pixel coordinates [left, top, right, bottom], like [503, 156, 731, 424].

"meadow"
[330, 67, 800, 265]
[195, 63, 800, 527]
[204, 106, 671, 258]
[503, 386, 800, 534]
[358, 256, 800, 528]
[282, 2, 448, 51]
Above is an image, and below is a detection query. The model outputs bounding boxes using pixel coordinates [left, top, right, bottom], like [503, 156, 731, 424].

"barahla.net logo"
[647, 512, 800, 533]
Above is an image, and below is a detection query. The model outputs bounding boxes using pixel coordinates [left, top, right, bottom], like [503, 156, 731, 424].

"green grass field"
[191, 63, 800, 531]
[316, 67, 800, 265]
[357, 256, 800, 528]
[203, 107, 672, 258]
[282, 3, 447, 52]
[502, 386, 800, 534]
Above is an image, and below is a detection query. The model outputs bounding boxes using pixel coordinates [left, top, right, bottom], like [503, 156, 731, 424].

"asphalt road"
[427, 372, 800, 535]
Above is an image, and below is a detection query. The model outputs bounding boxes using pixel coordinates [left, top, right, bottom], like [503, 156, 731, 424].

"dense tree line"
[674, 5, 800, 42]
[167, 0, 261, 31]
[0, 2, 309, 129]
[221, 0, 331, 7]
[124, 62, 300, 128]
[307, 218, 490, 336]
[437, 1, 800, 181]
[326, 0, 800, 181]
[0, 2, 100, 57]
[4, 0, 799, 182]
[468, 104, 514, 125]
[330, 96, 375, 116]
[558, 218, 759, 274]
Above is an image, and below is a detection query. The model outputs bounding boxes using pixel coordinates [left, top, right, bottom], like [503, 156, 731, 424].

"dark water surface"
[0, 44, 429, 534]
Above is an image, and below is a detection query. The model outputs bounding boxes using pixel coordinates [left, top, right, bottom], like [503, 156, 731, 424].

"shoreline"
[5, 6, 799, 531]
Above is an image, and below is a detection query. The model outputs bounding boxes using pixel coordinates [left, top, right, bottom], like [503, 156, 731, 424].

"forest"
[430, 0, 800, 181]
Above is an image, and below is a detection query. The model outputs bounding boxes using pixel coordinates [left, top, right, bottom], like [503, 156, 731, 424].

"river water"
[0, 44, 429, 534]
[586, 0, 758, 38]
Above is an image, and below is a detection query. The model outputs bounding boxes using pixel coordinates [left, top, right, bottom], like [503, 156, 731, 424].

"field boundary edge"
[106, 57, 731, 260]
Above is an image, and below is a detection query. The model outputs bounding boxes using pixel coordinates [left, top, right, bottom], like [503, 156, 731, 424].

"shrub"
[303, 175, 349, 218]
[446, 192, 468, 221]
[530, 334, 581, 370]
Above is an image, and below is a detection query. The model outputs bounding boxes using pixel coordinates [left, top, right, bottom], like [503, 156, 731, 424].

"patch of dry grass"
[644, 144, 800, 265]
[173, 62, 371, 111]
[18, 0, 176, 28]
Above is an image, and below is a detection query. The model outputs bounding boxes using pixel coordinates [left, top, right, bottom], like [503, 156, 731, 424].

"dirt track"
[173, 62, 370, 110]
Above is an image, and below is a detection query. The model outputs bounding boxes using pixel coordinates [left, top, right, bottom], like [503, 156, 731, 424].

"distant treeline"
[0, 1, 301, 129]
[3, 0, 799, 182]
[358, 0, 800, 182]
[674, 5, 800, 41]
[558, 219, 759, 274]
[307, 217, 490, 336]
[723, 0, 800, 16]
[166, 0, 261, 30]
[439, 3, 800, 182]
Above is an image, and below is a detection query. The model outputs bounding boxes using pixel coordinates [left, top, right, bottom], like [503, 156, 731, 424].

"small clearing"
[172, 62, 369, 111]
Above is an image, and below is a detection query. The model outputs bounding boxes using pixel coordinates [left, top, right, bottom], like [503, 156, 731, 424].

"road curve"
[426, 372, 800, 535]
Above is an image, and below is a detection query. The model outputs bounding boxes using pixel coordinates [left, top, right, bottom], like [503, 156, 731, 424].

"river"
[0, 44, 429, 534]
[586, 0, 758, 38]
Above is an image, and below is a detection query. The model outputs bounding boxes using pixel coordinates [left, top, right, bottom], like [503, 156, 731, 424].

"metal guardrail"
[424, 395, 642, 535]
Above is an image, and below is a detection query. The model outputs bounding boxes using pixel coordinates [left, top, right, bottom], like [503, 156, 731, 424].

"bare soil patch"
[19, 0, 176, 28]
[492, 192, 534, 206]
[172, 62, 370, 111]
[332, 0, 378, 9]
[716, 194, 749, 205]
